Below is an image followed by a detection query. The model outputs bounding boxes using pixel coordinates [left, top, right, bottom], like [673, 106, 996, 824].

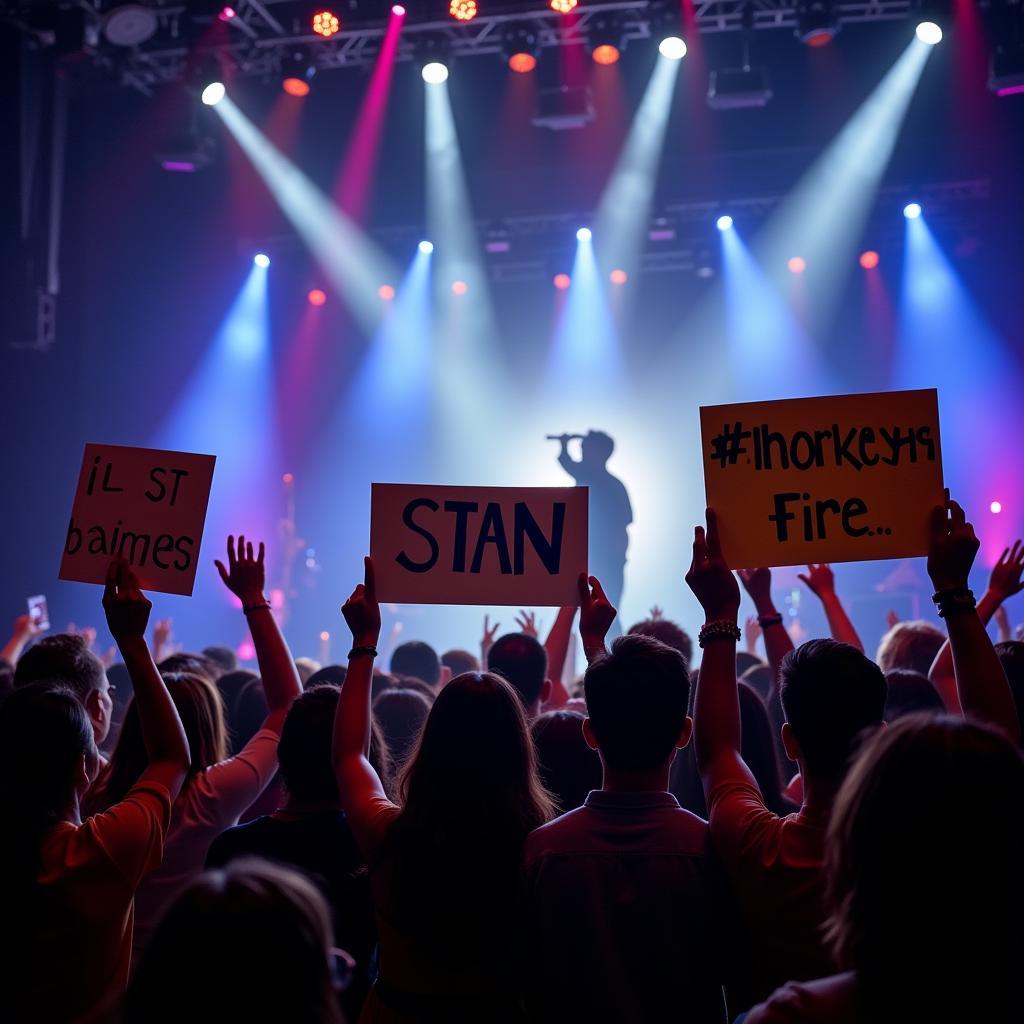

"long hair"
[825, 714, 1024, 1021]
[378, 672, 555, 951]
[87, 672, 227, 814]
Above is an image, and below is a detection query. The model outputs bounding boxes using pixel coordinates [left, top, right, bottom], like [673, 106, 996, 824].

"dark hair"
[372, 688, 431, 768]
[390, 642, 441, 687]
[826, 715, 1024, 1020]
[215, 669, 258, 744]
[105, 661, 134, 721]
[584, 634, 690, 772]
[735, 651, 764, 677]
[0, 657, 13, 709]
[441, 648, 479, 676]
[487, 632, 549, 709]
[582, 430, 614, 462]
[740, 663, 773, 701]
[875, 621, 945, 676]
[306, 664, 348, 690]
[89, 673, 226, 813]
[380, 672, 554, 951]
[531, 710, 602, 813]
[202, 645, 238, 676]
[14, 634, 105, 700]
[391, 675, 436, 705]
[232, 676, 268, 749]
[277, 686, 340, 804]
[627, 618, 693, 668]
[995, 641, 1024, 743]
[883, 669, 944, 721]
[124, 859, 344, 1024]
[158, 652, 219, 683]
[370, 669, 394, 702]
[779, 639, 886, 786]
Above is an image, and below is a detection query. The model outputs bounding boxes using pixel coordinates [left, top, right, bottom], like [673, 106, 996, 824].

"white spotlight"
[903, 202, 922, 220]
[418, 240, 434, 255]
[253, 252, 270, 267]
[716, 214, 733, 231]
[658, 36, 687, 60]
[915, 21, 942, 45]
[576, 227, 592, 242]
[422, 62, 449, 85]
[201, 81, 226, 106]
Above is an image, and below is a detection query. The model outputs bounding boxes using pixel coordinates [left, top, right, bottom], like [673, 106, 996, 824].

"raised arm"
[798, 564, 863, 652]
[542, 606, 577, 710]
[737, 567, 794, 725]
[215, 535, 302, 733]
[927, 501, 1019, 740]
[0, 615, 40, 666]
[103, 561, 190, 797]
[578, 574, 617, 665]
[332, 558, 388, 816]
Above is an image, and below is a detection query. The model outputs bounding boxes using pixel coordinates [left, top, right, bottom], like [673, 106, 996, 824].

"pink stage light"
[788, 256, 807, 275]
[859, 250, 880, 270]
[610, 269, 627, 285]
[307, 288, 327, 306]
[451, 280, 469, 295]
[553, 273, 571, 290]
[218, 6, 236, 21]
[392, 4, 406, 13]
[991, 500, 1003, 514]
[378, 284, 396, 301]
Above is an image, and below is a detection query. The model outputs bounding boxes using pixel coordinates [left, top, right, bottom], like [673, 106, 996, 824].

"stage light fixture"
[254, 253, 270, 267]
[508, 52, 537, 73]
[610, 269, 627, 285]
[550, 0, 577, 13]
[904, 202, 922, 219]
[418, 240, 434, 254]
[553, 273, 571, 290]
[787, 256, 806, 274]
[859, 250, 880, 269]
[201, 81, 226, 105]
[282, 50, 316, 96]
[990, 500, 1003, 514]
[449, 0, 478, 21]
[312, 9, 340, 37]
[588, 14, 624, 66]
[422, 62, 449, 84]
[502, 24, 540, 72]
[378, 284, 396, 301]
[716, 214, 733, 231]
[658, 36, 687, 60]
[218, 6, 235, 21]
[452, 280, 469, 295]
[282, 77, 310, 96]
[915, 21, 942, 45]
[307, 288, 327, 305]
[592, 44, 620, 65]
[576, 227, 592, 242]
[796, 0, 839, 47]
[392, 4, 406, 13]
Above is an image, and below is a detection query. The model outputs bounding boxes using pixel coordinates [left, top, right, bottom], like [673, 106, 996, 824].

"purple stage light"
[161, 160, 196, 172]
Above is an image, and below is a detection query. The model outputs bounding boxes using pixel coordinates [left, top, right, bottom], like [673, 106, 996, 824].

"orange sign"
[60, 443, 216, 595]
[700, 389, 943, 568]
[371, 483, 588, 606]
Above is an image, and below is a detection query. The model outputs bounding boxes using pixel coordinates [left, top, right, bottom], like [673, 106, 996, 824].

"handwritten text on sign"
[60, 444, 216, 596]
[700, 389, 943, 568]
[370, 484, 588, 606]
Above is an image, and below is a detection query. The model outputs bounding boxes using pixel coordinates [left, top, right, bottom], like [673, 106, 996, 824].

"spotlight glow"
[451, 280, 469, 295]
[282, 77, 310, 97]
[576, 227, 592, 242]
[253, 252, 270, 268]
[915, 21, 942, 45]
[859, 250, 880, 269]
[592, 44, 620, 66]
[422, 62, 449, 84]
[307, 288, 327, 306]
[201, 81, 226, 106]
[449, 0, 477, 20]
[508, 52, 537, 73]
[716, 214, 733, 232]
[904, 202, 922, 219]
[658, 36, 687, 60]
[378, 284, 396, 301]
[991, 500, 1003, 514]
[312, 9, 340, 37]
[787, 256, 807, 274]
[553, 273, 571, 290]
[392, 3, 406, 13]
[610, 269, 628, 286]
[218, 6, 236, 21]
[549, 0, 577, 11]
[418, 239, 434, 254]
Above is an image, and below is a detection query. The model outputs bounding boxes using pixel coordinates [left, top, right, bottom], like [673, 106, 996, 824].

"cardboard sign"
[371, 483, 588, 606]
[700, 389, 943, 568]
[60, 443, 216, 596]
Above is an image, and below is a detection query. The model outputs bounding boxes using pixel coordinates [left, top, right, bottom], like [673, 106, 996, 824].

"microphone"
[546, 433, 584, 442]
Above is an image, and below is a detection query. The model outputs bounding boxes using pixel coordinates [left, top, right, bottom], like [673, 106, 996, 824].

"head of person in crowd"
[124, 859, 345, 1024]
[390, 641, 441, 688]
[875, 620, 946, 677]
[0, 657, 13, 708]
[277, 685, 342, 808]
[487, 632, 550, 718]
[441, 648, 479, 677]
[231, 676, 268, 750]
[294, 657, 321, 687]
[370, 668, 394, 702]
[201, 645, 238, 678]
[584, 634, 691, 781]
[158, 651, 219, 685]
[736, 651, 764, 678]
[883, 669, 945, 721]
[581, 429, 615, 468]
[215, 669, 258, 737]
[738, 681, 787, 814]
[741, 663, 774, 703]
[90, 672, 226, 812]
[780, 639, 887, 793]
[531, 709, 602, 814]
[14, 633, 114, 746]
[306, 664, 347, 690]
[995, 641, 1024, 743]
[372, 687, 431, 769]
[104, 661, 133, 727]
[381, 671, 554, 949]
[627, 616, 693, 669]
[825, 715, 1024, 1020]
[391, 674, 436, 705]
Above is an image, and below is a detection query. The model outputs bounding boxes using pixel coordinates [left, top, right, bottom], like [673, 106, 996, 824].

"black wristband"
[243, 600, 272, 615]
[757, 613, 783, 627]
[348, 645, 378, 660]
[698, 621, 742, 648]
[932, 588, 976, 619]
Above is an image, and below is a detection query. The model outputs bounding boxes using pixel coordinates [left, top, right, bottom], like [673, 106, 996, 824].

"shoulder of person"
[523, 806, 588, 860]
[746, 973, 860, 1024]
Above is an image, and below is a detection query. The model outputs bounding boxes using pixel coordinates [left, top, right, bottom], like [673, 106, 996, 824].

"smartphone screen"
[27, 595, 50, 632]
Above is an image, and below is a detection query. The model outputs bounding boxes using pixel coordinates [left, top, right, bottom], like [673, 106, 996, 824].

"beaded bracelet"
[698, 621, 742, 648]
[242, 600, 272, 615]
[348, 645, 379, 660]
[931, 587, 976, 619]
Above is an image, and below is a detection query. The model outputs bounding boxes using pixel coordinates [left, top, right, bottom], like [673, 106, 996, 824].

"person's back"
[524, 632, 734, 1023]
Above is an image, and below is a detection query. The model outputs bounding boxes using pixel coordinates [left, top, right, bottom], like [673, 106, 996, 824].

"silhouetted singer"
[550, 431, 633, 626]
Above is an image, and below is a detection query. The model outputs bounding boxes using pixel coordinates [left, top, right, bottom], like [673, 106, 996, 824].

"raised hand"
[515, 610, 540, 638]
[994, 605, 1012, 644]
[744, 615, 761, 654]
[215, 534, 266, 605]
[927, 497, 979, 593]
[685, 509, 741, 621]
[342, 557, 381, 647]
[736, 567, 773, 612]
[649, 605, 664, 622]
[481, 614, 501, 660]
[798, 563, 835, 600]
[152, 617, 173, 647]
[988, 540, 1024, 602]
[886, 609, 900, 630]
[578, 574, 617, 656]
[103, 559, 153, 642]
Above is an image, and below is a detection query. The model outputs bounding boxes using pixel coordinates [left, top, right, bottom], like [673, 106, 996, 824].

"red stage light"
[218, 6, 236, 21]
[804, 30, 833, 46]
[312, 9, 340, 37]
[592, 44, 620, 65]
[282, 472, 295, 484]
[550, 0, 578, 13]
[553, 273, 571, 290]
[378, 284, 396, 301]
[787, 256, 807, 274]
[307, 288, 327, 306]
[282, 77, 311, 97]
[859, 250, 880, 270]
[449, 0, 478, 20]
[610, 269, 627, 285]
[508, 52, 537, 73]
[451, 280, 469, 295]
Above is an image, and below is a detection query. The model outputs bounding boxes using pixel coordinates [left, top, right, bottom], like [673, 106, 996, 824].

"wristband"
[348, 645, 378, 660]
[931, 587, 976, 619]
[243, 600, 272, 615]
[757, 613, 783, 628]
[698, 621, 742, 648]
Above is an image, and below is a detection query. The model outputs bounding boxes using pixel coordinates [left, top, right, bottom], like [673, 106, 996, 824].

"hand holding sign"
[215, 535, 267, 606]
[685, 509, 741, 622]
[103, 559, 153, 642]
[342, 557, 381, 648]
[927, 498, 979, 593]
